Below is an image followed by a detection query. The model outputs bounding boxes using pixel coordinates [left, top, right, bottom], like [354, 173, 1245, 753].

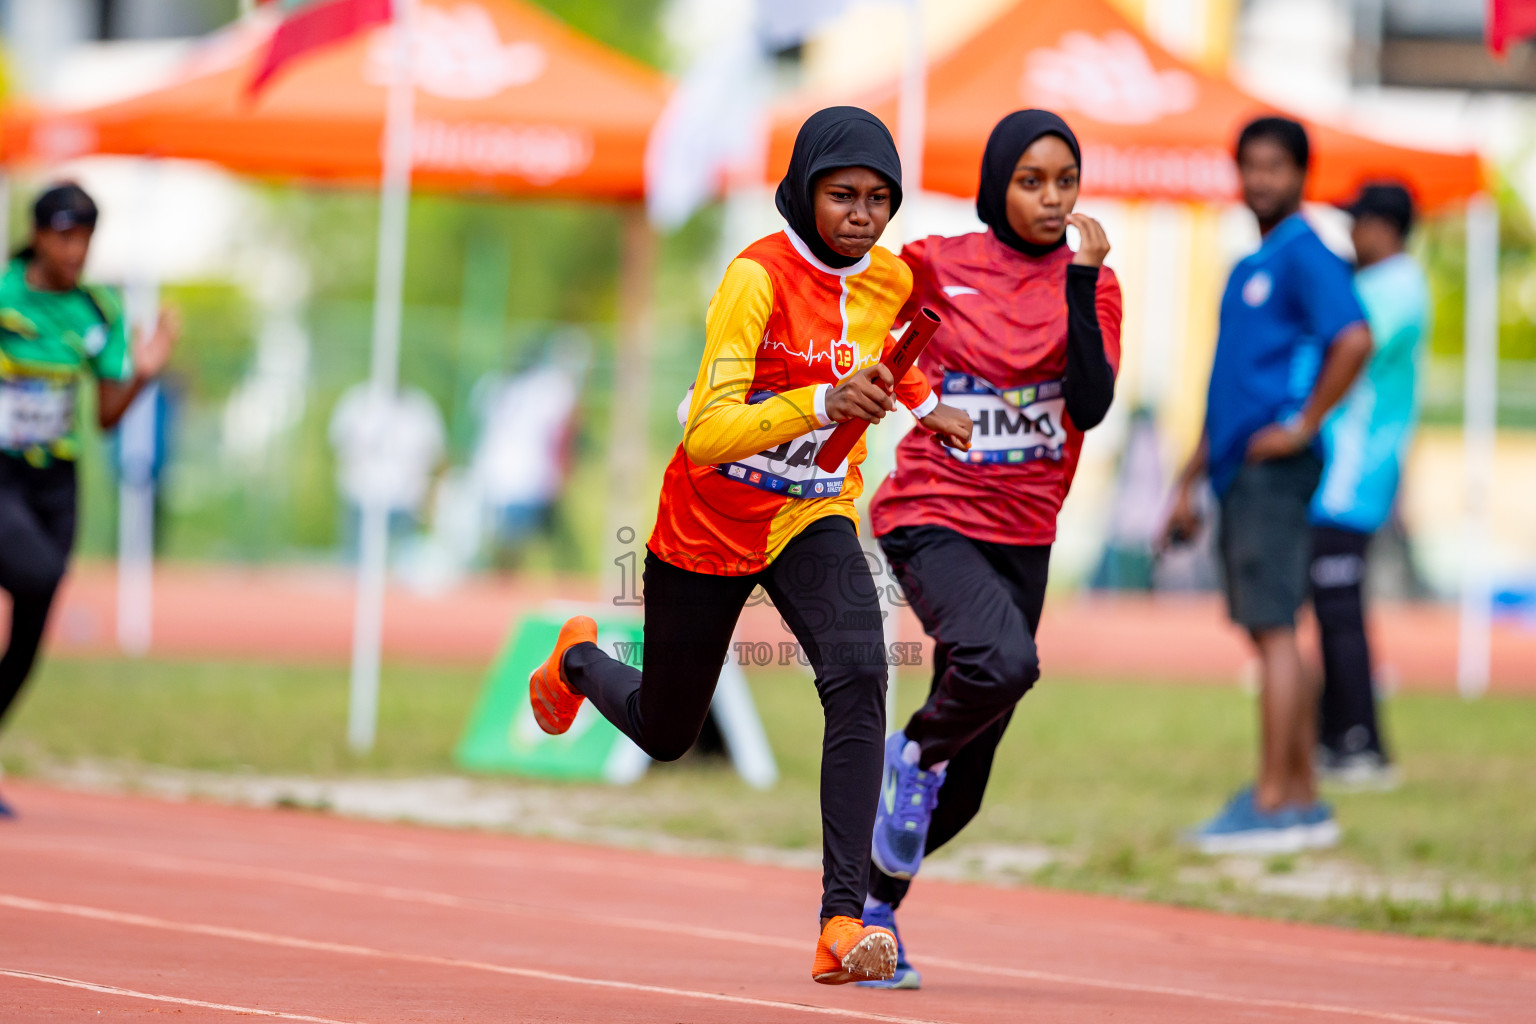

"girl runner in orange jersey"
[527, 106, 972, 984]
[860, 110, 1122, 989]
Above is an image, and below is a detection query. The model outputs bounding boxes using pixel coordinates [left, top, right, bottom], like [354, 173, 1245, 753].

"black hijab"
[775, 106, 903, 269]
[976, 109, 1081, 257]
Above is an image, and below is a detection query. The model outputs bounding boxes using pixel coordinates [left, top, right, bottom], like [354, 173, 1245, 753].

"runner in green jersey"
[0, 184, 179, 817]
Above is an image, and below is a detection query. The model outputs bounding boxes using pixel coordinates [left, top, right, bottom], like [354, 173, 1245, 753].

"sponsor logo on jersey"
[749, 471, 762, 484]
[1243, 271, 1273, 308]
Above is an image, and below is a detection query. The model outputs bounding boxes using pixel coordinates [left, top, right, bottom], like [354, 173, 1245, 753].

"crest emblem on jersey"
[832, 338, 856, 377]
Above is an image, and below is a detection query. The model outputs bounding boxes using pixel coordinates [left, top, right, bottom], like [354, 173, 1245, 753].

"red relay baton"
[814, 307, 942, 472]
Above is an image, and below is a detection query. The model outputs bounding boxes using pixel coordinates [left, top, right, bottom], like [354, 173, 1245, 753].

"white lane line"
[23, 831, 1530, 988]
[0, 969, 363, 1023]
[0, 894, 950, 1024]
[911, 956, 1473, 1024]
[0, 844, 1511, 1024]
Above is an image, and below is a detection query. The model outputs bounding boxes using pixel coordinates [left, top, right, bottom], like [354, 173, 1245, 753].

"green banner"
[455, 610, 649, 784]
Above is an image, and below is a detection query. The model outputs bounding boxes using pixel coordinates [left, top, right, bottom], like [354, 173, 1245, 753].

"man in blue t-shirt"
[1165, 117, 1373, 854]
[1310, 183, 1427, 790]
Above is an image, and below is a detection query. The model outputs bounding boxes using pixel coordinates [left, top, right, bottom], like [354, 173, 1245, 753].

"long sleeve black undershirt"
[1062, 264, 1115, 430]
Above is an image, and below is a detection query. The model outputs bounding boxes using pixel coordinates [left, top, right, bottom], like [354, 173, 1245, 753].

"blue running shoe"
[1185, 786, 1307, 855]
[871, 730, 945, 880]
[0, 788, 13, 820]
[1295, 800, 1341, 850]
[856, 900, 921, 990]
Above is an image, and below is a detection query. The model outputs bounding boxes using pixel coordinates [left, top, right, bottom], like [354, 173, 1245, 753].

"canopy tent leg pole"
[1457, 193, 1497, 699]
[876, 0, 929, 730]
[117, 160, 166, 657]
[895, 0, 926, 223]
[604, 207, 658, 581]
[117, 282, 161, 657]
[349, 0, 417, 754]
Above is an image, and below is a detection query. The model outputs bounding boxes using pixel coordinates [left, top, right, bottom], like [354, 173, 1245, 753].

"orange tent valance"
[1, 0, 669, 201]
[772, 0, 1484, 210]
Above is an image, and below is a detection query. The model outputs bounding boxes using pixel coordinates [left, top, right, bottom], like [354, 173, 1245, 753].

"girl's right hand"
[134, 307, 181, 380]
[1067, 213, 1110, 267]
[920, 402, 973, 450]
[825, 364, 897, 423]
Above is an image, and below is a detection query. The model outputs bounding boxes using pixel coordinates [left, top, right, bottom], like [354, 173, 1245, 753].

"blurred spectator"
[1165, 117, 1373, 854]
[328, 382, 445, 558]
[1309, 183, 1428, 791]
[468, 346, 585, 559]
[0, 183, 179, 817]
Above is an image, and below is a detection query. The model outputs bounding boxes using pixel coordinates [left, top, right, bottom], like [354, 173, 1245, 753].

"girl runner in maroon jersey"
[860, 110, 1122, 989]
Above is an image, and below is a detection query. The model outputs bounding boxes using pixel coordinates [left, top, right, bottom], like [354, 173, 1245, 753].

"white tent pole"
[117, 160, 165, 658]
[876, 0, 928, 732]
[349, 0, 417, 753]
[1457, 193, 1497, 699]
[117, 285, 160, 657]
[896, 0, 926, 225]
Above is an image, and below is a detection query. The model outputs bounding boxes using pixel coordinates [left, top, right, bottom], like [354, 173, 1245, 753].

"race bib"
[715, 391, 848, 499]
[942, 372, 1066, 465]
[0, 377, 74, 450]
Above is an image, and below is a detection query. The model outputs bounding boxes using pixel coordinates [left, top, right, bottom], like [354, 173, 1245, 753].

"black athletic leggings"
[1311, 525, 1386, 757]
[0, 455, 77, 726]
[564, 516, 888, 921]
[870, 525, 1050, 909]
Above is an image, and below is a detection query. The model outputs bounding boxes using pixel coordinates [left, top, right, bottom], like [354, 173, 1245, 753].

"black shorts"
[1217, 451, 1323, 631]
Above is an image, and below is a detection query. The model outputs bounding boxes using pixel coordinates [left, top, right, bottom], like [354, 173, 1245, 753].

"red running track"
[1, 784, 1533, 1023]
[31, 563, 1536, 692]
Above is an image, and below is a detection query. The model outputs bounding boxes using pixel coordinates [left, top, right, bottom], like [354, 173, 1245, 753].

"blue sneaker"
[1294, 800, 1341, 850]
[871, 730, 945, 880]
[1186, 787, 1308, 855]
[0, 788, 13, 820]
[856, 901, 921, 990]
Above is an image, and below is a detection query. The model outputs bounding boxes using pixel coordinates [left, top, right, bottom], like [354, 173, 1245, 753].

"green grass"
[3, 656, 1533, 945]
[0, 658, 484, 777]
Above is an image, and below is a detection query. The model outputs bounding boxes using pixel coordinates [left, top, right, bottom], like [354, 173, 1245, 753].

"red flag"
[249, 0, 393, 94]
[1488, 0, 1536, 56]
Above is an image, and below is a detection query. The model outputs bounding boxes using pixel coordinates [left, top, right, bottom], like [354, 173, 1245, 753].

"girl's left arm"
[1061, 264, 1121, 431]
[98, 307, 179, 430]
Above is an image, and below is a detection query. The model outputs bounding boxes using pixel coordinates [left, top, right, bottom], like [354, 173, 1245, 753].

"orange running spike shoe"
[811, 915, 896, 985]
[528, 615, 598, 735]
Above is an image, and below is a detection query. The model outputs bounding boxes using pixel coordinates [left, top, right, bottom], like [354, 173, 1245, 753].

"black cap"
[1345, 182, 1414, 237]
[32, 183, 98, 233]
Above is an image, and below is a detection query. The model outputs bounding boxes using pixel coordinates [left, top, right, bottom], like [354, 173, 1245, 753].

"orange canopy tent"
[770, 0, 1483, 209]
[0, 0, 673, 743]
[0, 0, 668, 200]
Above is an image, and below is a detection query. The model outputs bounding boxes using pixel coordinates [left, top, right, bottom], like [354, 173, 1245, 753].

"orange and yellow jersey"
[649, 228, 937, 576]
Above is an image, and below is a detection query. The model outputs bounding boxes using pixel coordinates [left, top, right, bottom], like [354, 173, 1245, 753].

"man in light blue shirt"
[1309, 183, 1428, 789]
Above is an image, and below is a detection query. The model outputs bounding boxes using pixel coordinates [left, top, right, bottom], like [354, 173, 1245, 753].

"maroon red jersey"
[870, 230, 1123, 546]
